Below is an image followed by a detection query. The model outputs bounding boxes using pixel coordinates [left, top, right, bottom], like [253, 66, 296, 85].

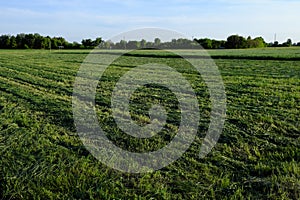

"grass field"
[0, 48, 299, 199]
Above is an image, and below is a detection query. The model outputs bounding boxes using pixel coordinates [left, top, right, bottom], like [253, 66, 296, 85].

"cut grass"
[0, 49, 299, 199]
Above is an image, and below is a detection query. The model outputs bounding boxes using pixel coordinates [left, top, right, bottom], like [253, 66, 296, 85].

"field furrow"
[0, 49, 299, 200]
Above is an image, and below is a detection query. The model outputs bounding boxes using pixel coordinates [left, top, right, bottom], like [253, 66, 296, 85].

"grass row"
[0, 49, 299, 199]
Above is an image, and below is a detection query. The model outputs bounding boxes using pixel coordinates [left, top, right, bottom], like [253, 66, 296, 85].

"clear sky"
[1, 0, 299, 43]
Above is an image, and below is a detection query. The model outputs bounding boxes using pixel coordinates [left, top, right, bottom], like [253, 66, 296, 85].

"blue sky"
[1, 0, 300, 43]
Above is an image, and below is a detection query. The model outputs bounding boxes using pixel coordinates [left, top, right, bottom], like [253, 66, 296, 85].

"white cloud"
[0, 0, 299, 43]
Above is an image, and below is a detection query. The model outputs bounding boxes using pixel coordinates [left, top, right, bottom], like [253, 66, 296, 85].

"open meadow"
[0, 48, 299, 199]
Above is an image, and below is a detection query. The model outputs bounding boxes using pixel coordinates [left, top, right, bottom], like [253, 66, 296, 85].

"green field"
[0, 48, 299, 199]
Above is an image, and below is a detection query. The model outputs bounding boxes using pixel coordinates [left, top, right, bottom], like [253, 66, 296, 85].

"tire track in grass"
[22, 62, 78, 76]
[2, 57, 79, 76]
[0, 63, 74, 83]
[0, 76, 73, 128]
[0, 76, 70, 103]
[0, 66, 72, 96]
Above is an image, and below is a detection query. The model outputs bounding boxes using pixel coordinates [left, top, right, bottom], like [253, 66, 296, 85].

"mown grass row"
[0, 49, 299, 199]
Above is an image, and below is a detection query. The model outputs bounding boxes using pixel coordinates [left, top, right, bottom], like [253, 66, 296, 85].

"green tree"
[140, 39, 146, 48]
[24, 34, 35, 49]
[212, 40, 225, 49]
[196, 38, 212, 49]
[16, 33, 26, 48]
[81, 39, 93, 48]
[71, 41, 81, 49]
[127, 41, 140, 49]
[93, 37, 103, 47]
[119, 40, 127, 49]
[273, 41, 279, 47]
[10, 36, 17, 49]
[225, 35, 247, 49]
[282, 39, 292, 47]
[253, 37, 266, 48]
[33, 33, 43, 49]
[154, 38, 161, 47]
[247, 37, 266, 48]
[0, 35, 11, 48]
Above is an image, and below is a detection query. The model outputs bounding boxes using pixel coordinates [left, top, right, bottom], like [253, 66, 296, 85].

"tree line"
[0, 33, 102, 49]
[94, 36, 298, 49]
[0, 33, 299, 49]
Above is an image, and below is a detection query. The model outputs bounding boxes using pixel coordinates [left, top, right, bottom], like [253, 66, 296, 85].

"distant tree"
[189, 39, 200, 49]
[24, 34, 35, 49]
[225, 35, 247, 49]
[196, 38, 212, 49]
[33, 33, 43, 49]
[146, 41, 154, 48]
[212, 40, 226, 49]
[0, 33, 77, 49]
[71, 42, 81, 49]
[154, 38, 161, 47]
[114, 41, 121, 49]
[127, 41, 140, 49]
[171, 38, 192, 49]
[101, 40, 113, 49]
[10, 36, 17, 49]
[119, 40, 127, 49]
[255, 37, 267, 48]
[247, 37, 267, 48]
[0, 32, 293, 50]
[246, 36, 253, 48]
[45, 37, 52, 49]
[16, 33, 26, 48]
[51, 38, 58, 49]
[194, 38, 225, 49]
[282, 38, 292, 47]
[0, 35, 11, 48]
[273, 41, 279, 47]
[81, 39, 93, 48]
[93, 37, 103, 47]
[140, 39, 147, 48]
[57, 37, 68, 47]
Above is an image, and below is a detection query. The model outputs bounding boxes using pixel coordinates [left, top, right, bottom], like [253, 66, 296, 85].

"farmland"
[0, 48, 299, 199]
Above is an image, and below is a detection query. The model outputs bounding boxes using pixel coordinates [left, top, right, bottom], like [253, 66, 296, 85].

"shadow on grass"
[54, 51, 300, 61]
